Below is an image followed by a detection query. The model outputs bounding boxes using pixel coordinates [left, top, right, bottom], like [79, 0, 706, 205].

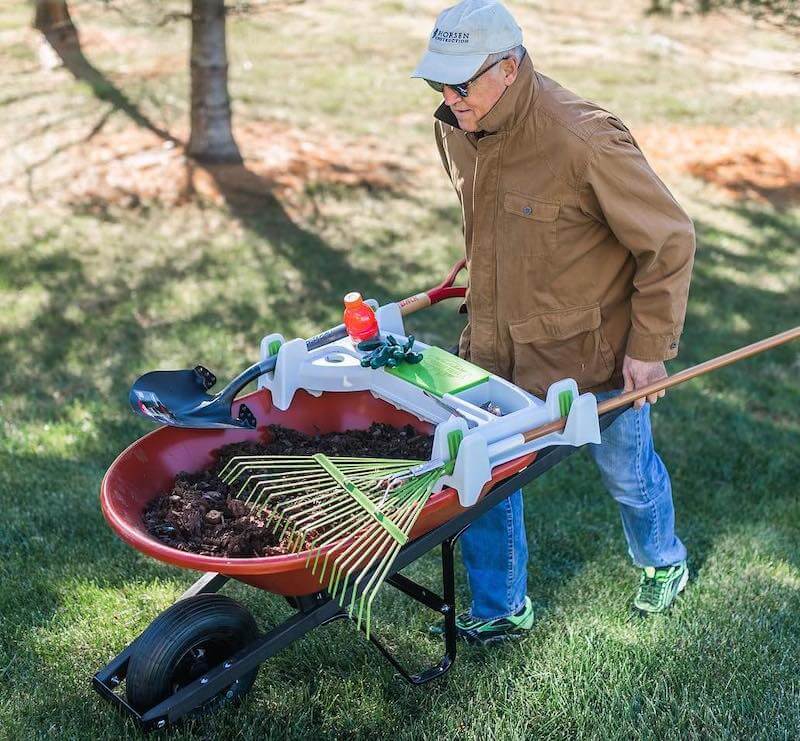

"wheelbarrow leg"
[178, 572, 230, 600]
[441, 529, 460, 668]
[358, 528, 466, 685]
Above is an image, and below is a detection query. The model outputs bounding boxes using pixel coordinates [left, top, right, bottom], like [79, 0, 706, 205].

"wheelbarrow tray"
[101, 386, 536, 596]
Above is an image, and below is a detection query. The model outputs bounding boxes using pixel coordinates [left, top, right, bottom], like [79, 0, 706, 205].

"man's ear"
[502, 58, 519, 87]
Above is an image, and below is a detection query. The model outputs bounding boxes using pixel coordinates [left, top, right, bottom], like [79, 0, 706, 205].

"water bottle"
[343, 292, 379, 343]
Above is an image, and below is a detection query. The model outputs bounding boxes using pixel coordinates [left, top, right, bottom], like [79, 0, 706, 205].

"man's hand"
[622, 355, 667, 410]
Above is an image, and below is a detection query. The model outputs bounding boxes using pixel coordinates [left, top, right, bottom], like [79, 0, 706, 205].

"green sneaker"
[633, 561, 689, 615]
[429, 596, 534, 645]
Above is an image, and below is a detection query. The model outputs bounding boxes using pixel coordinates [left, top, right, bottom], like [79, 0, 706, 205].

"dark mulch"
[143, 423, 432, 558]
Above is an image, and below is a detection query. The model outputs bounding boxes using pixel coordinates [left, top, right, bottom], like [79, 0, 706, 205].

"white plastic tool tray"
[257, 300, 600, 507]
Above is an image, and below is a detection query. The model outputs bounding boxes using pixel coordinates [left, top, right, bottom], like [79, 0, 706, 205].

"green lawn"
[1, 0, 799, 738]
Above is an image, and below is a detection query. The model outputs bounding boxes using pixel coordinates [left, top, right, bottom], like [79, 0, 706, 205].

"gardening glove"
[358, 334, 423, 369]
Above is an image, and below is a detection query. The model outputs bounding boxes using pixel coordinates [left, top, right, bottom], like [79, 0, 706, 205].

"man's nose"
[443, 85, 462, 106]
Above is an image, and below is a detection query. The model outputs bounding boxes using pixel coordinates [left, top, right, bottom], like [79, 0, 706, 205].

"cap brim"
[411, 50, 487, 84]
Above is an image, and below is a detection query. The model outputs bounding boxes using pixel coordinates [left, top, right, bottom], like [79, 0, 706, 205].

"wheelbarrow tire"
[126, 594, 260, 717]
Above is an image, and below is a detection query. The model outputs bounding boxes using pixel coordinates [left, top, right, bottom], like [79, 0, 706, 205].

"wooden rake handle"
[522, 325, 800, 444]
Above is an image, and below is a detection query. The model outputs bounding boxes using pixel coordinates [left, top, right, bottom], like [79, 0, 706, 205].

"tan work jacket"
[434, 54, 695, 397]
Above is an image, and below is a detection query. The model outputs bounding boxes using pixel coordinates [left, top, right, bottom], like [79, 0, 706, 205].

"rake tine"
[241, 470, 330, 501]
[217, 454, 265, 481]
[313, 508, 380, 580]
[346, 526, 398, 620]
[355, 473, 441, 619]
[312, 521, 368, 578]
[360, 542, 404, 637]
[220, 455, 324, 483]
[347, 492, 423, 622]
[329, 483, 420, 602]
[266, 483, 346, 518]
[298, 500, 369, 543]
[295, 497, 373, 548]
[316, 521, 366, 583]
[357, 541, 401, 634]
[240, 465, 331, 499]
[330, 521, 388, 602]
[299, 510, 362, 556]
[327, 514, 388, 598]
[250, 465, 400, 510]
[222, 455, 422, 482]
[274, 471, 387, 512]
[255, 477, 345, 514]
[234, 458, 420, 506]
[358, 480, 439, 635]
[229, 458, 336, 495]
[219, 453, 440, 632]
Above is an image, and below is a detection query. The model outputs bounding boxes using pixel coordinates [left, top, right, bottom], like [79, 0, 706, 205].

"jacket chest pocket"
[508, 304, 615, 395]
[503, 191, 560, 257]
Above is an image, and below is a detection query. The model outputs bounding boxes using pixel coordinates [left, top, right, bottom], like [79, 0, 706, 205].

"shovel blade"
[129, 368, 251, 429]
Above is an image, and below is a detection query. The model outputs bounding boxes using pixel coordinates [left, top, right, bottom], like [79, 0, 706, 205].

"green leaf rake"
[218, 432, 464, 636]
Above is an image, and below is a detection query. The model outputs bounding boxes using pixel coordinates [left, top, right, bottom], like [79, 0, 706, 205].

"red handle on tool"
[397, 258, 467, 316]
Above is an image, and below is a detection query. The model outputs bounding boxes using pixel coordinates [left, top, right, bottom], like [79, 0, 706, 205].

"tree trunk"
[33, 0, 81, 55]
[187, 0, 242, 164]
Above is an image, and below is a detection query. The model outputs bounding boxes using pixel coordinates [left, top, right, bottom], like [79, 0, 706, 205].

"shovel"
[129, 259, 467, 429]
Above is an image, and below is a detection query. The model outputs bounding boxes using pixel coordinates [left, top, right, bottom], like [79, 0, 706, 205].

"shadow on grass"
[2, 195, 797, 685]
[2, 48, 799, 728]
[191, 161, 396, 329]
[35, 21, 176, 147]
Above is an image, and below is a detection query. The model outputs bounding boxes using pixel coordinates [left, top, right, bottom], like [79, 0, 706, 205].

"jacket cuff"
[625, 328, 681, 362]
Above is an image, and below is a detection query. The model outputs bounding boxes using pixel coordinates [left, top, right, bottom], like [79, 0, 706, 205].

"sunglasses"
[425, 57, 507, 98]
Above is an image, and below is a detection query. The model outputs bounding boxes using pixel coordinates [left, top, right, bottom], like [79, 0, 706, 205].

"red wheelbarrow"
[94, 383, 623, 730]
[92, 261, 625, 731]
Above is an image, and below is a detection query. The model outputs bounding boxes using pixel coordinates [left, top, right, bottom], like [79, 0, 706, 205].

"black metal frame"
[93, 409, 624, 731]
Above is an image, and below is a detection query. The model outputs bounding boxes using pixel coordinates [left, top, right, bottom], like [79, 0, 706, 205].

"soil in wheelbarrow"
[143, 423, 433, 558]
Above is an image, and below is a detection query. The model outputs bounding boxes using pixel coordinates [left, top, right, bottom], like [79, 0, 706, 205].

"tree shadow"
[37, 21, 177, 145]
[190, 161, 395, 327]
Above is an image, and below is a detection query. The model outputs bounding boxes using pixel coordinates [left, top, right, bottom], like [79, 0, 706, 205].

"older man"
[414, 0, 696, 643]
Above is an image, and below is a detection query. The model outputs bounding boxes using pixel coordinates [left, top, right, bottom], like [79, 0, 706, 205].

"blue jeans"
[460, 391, 687, 620]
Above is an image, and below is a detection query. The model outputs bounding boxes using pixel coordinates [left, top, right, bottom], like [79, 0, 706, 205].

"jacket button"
[522, 206, 532, 216]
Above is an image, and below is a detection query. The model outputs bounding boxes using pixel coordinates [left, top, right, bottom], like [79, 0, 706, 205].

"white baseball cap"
[411, 0, 523, 85]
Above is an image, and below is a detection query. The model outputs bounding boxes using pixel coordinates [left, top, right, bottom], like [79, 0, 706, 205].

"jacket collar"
[433, 53, 537, 135]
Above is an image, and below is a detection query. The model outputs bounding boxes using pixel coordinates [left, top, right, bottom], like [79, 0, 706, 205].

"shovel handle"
[520, 325, 800, 444]
[397, 258, 467, 316]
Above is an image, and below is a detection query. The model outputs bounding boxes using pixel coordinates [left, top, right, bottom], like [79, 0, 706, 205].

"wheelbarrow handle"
[397, 258, 467, 317]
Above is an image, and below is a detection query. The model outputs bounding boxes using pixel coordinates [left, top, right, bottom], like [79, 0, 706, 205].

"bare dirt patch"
[9, 114, 798, 214]
[4, 118, 412, 213]
[638, 125, 800, 207]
